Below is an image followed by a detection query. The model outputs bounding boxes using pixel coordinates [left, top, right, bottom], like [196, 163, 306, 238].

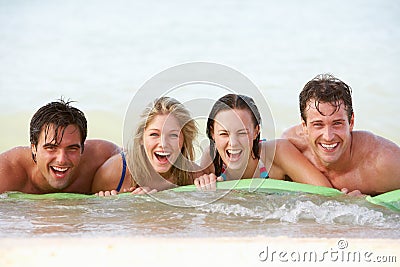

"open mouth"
[320, 143, 339, 151]
[154, 151, 171, 164]
[50, 166, 69, 178]
[226, 149, 242, 161]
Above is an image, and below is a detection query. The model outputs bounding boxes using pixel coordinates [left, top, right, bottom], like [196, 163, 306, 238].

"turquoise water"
[1, 190, 399, 238]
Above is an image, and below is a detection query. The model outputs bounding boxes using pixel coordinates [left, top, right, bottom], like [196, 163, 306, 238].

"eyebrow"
[217, 128, 249, 132]
[147, 128, 180, 133]
[43, 143, 81, 149]
[309, 120, 323, 124]
[332, 119, 346, 123]
[309, 118, 345, 124]
[43, 143, 58, 148]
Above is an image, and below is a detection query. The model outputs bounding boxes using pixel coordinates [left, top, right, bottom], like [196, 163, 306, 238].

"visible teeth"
[155, 152, 170, 156]
[321, 143, 337, 150]
[227, 149, 241, 155]
[52, 166, 68, 172]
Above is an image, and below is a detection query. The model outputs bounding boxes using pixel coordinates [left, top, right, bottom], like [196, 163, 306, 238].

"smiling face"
[143, 114, 184, 178]
[302, 99, 354, 167]
[32, 124, 82, 190]
[212, 109, 259, 172]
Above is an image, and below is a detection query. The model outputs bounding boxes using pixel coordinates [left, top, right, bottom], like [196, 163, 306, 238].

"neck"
[159, 169, 175, 184]
[225, 157, 258, 179]
[30, 168, 58, 193]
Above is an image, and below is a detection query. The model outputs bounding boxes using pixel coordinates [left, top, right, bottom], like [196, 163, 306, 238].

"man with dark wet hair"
[282, 74, 400, 196]
[0, 99, 131, 194]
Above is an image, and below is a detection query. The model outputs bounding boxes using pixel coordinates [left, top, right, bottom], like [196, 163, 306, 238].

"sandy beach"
[0, 237, 398, 267]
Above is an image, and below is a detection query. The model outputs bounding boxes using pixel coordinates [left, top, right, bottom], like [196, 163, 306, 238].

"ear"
[31, 143, 36, 153]
[254, 124, 260, 140]
[31, 144, 37, 163]
[349, 113, 355, 131]
[301, 119, 308, 135]
[139, 134, 144, 145]
[210, 127, 215, 141]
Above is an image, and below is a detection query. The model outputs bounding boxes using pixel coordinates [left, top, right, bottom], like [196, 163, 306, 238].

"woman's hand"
[131, 186, 158, 194]
[194, 173, 223, 191]
[95, 190, 118, 197]
[95, 186, 136, 197]
[341, 188, 366, 197]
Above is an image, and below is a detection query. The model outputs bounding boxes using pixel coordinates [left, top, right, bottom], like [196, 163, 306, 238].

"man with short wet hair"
[282, 74, 400, 195]
[0, 99, 130, 194]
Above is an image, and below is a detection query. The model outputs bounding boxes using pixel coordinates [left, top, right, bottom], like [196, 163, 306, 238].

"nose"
[161, 134, 170, 148]
[229, 135, 239, 146]
[322, 126, 334, 141]
[55, 149, 67, 164]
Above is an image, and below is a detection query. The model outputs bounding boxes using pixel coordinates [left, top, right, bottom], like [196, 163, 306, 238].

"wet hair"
[128, 96, 198, 187]
[206, 94, 261, 176]
[30, 98, 87, 162]
[299, 73, 353, 123]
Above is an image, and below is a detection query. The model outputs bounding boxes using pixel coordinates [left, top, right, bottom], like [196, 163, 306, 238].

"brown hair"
[300, 74, 353, 123]
[206, 94, 261, 176]
[30, 98, 87, 162]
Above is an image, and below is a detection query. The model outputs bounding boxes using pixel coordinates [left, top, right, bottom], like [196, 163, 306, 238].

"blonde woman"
[94, 97, 202, 196]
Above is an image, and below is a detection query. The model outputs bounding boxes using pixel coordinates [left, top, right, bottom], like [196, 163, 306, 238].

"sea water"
[1, 190, 399, 238]
[0, 0, 399, 151]
[0, 0, 399, 239]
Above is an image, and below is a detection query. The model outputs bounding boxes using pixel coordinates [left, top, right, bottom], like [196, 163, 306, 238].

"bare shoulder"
[353, 131, 400, 193]
[97, 153, 123, 174]
[261, 138, 302, 161]
[84, 139, 121, 154]
[92, 153, 126, 192]
[78, 140, 122, 190]
[82, 139, 121, 163]
[0, 146, 32, 170]
[281, 124, 308, 151]
[352, 131, 400, 152]
[259, 139, 293, 166]
[261, 138, 297, 153]
[0, 146, 32, 192]
[351, 131, 400, 163]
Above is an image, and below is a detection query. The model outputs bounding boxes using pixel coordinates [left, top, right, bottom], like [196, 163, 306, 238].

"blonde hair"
[127, 97, 198, 188]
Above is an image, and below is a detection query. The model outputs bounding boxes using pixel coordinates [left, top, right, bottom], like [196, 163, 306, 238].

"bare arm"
[281, 124, 309, 152]
[0, 147, 30, 193]
[373, 136, 400, 193]
[84, 139, 121, 162]
[340, 132, 400, 195]
[91, 153, 132, 193]
[267, 139, 332, 187]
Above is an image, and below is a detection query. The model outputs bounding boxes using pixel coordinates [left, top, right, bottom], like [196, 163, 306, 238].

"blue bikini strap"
[116, 151, 127, 192]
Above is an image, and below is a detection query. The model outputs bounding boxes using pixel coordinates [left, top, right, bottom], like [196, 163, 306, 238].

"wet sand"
[0, 237, 398, 267]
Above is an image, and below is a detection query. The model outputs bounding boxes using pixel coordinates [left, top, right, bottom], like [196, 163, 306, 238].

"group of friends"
[1, 74, 399, 197]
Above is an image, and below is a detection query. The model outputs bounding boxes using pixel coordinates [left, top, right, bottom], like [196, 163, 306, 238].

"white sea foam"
[1, 191, 399, 238]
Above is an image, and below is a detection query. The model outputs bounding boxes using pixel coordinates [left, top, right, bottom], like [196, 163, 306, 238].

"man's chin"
[319, 155, 340, 166]
[48, 178, 71, 191]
